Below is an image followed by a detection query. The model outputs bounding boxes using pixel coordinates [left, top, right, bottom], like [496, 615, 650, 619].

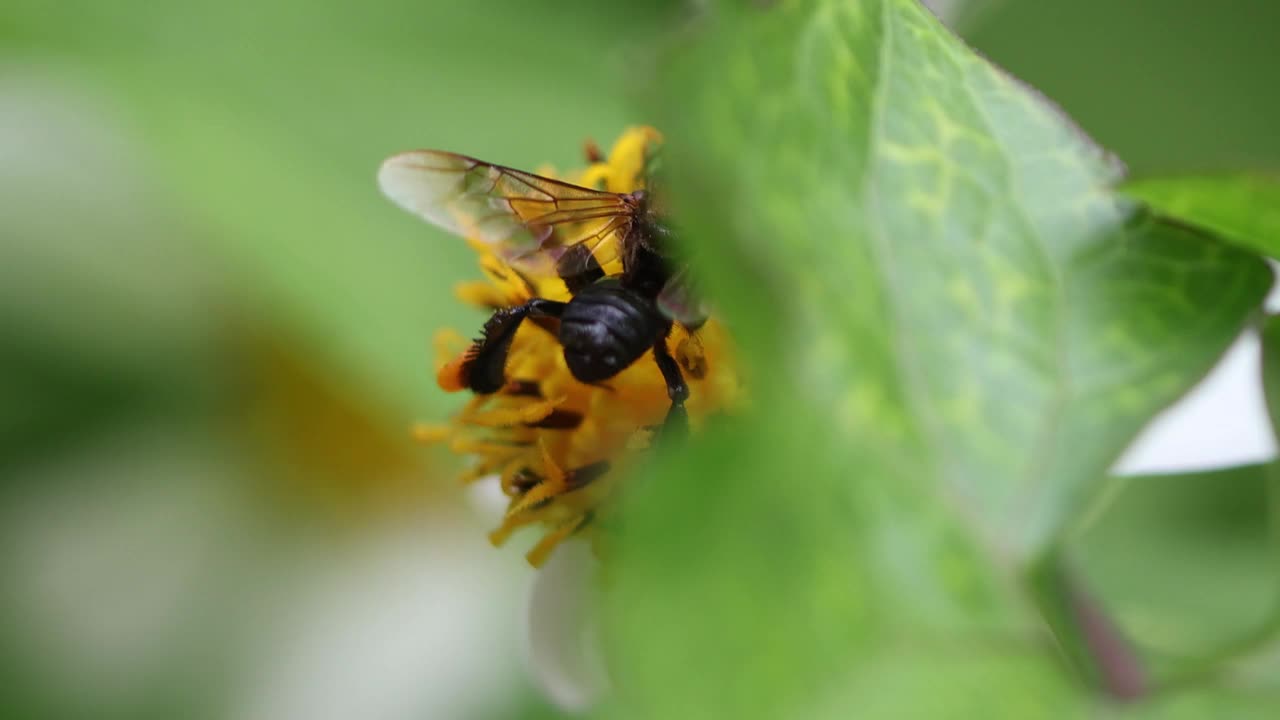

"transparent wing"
[378, 150, 635, 274]
[656, 268, 709, 328]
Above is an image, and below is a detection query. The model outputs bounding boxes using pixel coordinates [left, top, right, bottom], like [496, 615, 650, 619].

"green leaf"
[1260, 315, 1280, 439]
[606, 0, 1272, 715]
[605, 420, 1084, 718]
[668, 0, 1270, 557]
[1028, 558, 1147, 699]
[1069, 465, 1279, 686]
[1114, 635, 1280, 720]
[1125, 174, 1280, 260]
[921, 0, 1004, 32]
[1116, 685, 1280, 720]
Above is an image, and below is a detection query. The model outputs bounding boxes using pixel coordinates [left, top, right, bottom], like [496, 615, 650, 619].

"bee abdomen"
[559, 282, 663, 383]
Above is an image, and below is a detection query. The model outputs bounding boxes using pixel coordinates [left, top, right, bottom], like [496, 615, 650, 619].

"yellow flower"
[415, 127, 741, 567]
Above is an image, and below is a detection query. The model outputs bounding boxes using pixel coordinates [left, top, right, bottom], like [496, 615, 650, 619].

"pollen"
[416, 126, 742, 567]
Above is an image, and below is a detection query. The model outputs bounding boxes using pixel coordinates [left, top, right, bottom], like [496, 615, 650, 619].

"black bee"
[378, 146, 704, 433]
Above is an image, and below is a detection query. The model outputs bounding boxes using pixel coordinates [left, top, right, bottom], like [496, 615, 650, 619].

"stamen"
[526, 514, 591, 567]
[527, 409, 584, 430]
[459, 397, 563, 428]
[411, 423, 451, 444]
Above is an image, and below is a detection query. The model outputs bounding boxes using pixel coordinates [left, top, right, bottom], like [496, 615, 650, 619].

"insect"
[378, 146, 704, 434]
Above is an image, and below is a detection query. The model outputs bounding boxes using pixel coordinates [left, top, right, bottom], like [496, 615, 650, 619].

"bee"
[378, 144, 704, 434]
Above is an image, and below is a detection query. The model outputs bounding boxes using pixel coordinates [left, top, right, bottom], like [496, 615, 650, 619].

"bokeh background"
[3, 1, 1278, 718]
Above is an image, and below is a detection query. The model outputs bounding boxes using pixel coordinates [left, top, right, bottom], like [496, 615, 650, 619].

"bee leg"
[651, 332, 689, 440]
[462, 299, 566, 394]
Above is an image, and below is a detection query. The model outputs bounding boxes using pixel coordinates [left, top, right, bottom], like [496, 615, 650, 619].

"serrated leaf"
[1125, 174, 1280, 260]
[606, 0, 1272, 715]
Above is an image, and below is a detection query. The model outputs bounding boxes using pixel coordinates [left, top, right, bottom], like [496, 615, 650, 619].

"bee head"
[626, 188, 649, 211]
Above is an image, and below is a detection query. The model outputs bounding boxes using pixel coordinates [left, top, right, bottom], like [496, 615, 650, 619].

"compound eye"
[603, 353, 620, 368]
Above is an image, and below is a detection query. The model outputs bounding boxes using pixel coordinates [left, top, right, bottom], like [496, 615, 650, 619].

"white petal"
[525, 540, 610, 714]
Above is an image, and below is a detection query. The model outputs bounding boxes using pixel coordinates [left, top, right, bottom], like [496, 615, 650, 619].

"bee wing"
[378, 150, 633, 274]
[656, 268, 709, 328]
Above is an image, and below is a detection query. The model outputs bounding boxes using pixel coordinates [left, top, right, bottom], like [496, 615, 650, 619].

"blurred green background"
[2, 1, 1278, 718]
